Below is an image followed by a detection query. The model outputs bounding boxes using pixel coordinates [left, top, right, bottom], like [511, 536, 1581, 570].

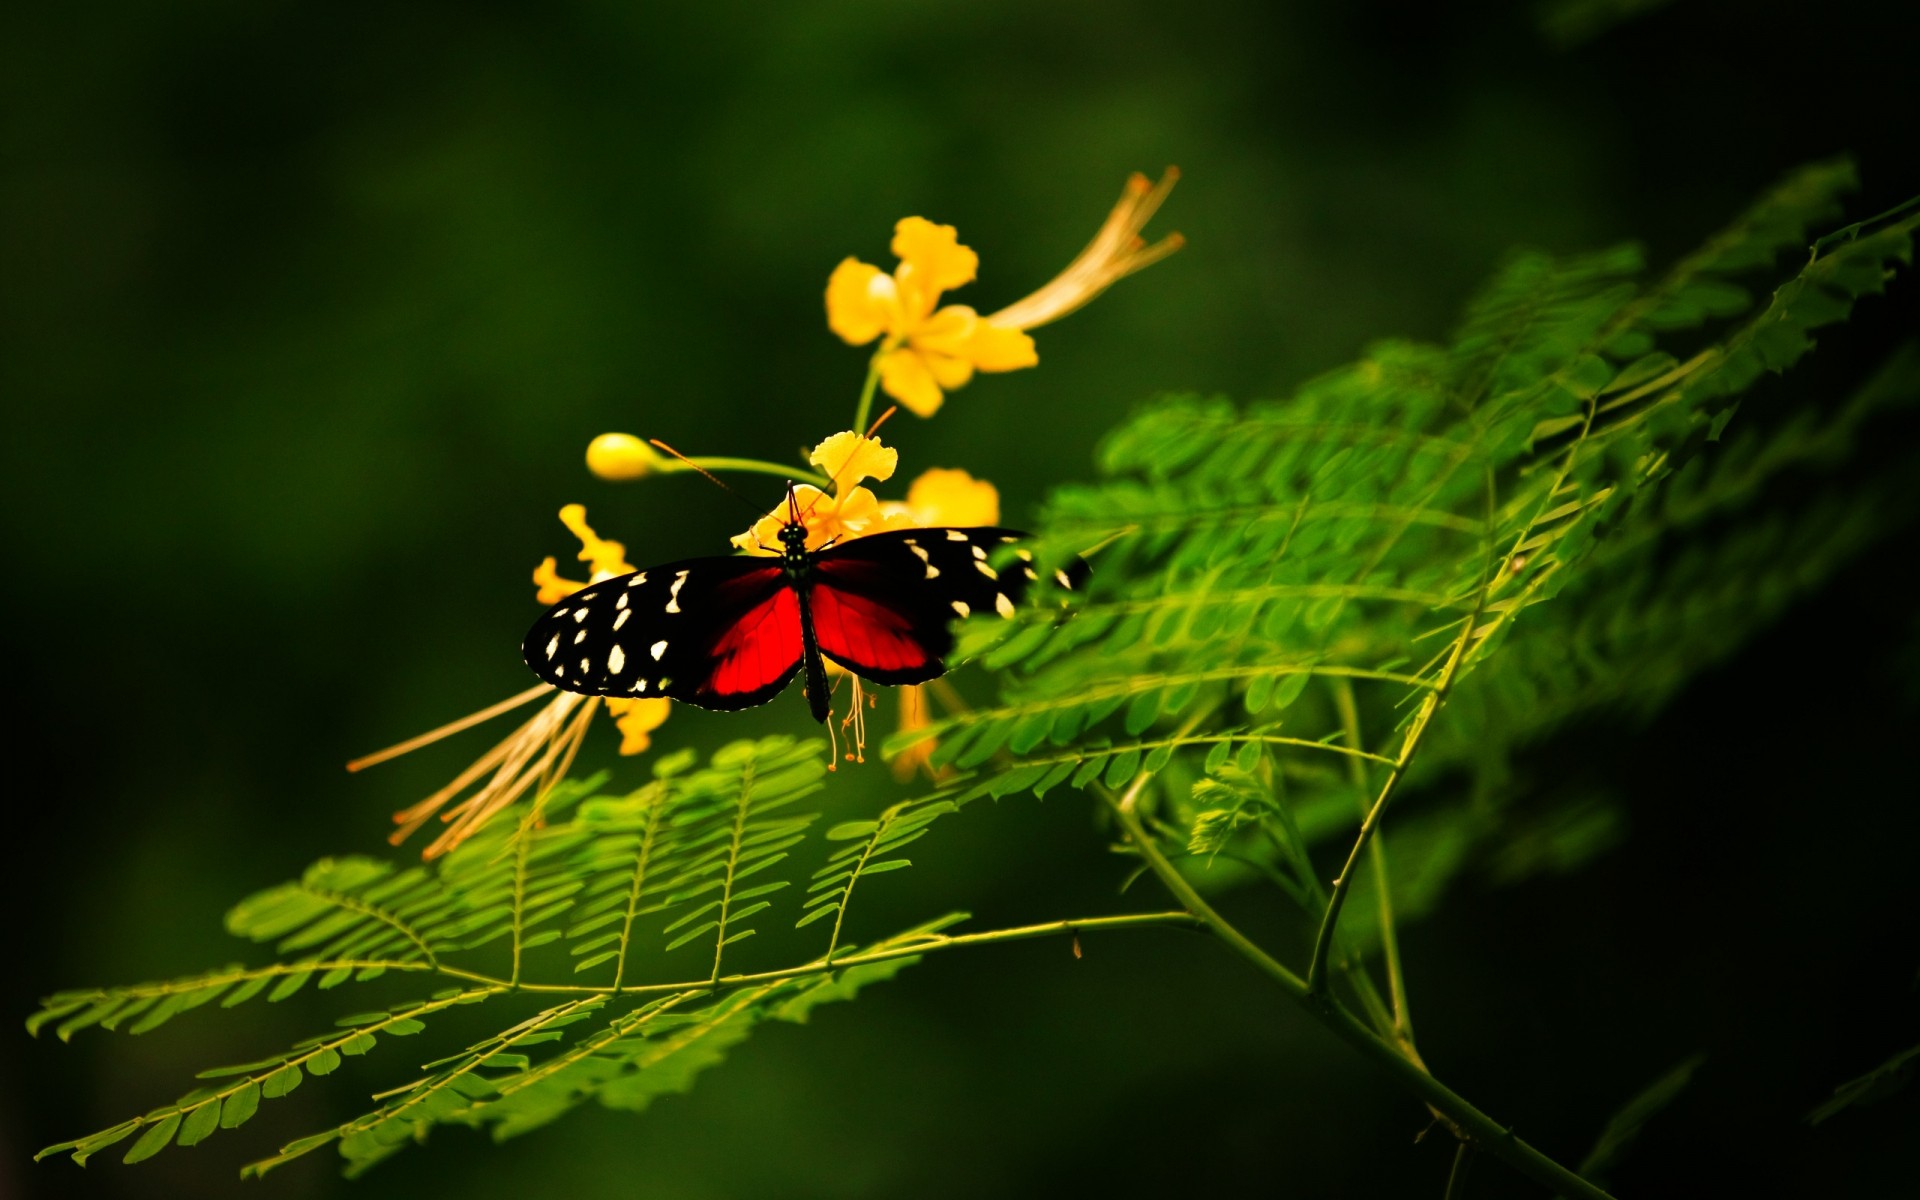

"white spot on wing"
[1015, 549, 1033, 561]
[616, 593, 629, 610]
[665, 570, 689, 614]
[1055, 569, 1073, 588]
[995, 592, 1015, 618]
[651, 640, 668, 661]
[970, 544, 987, 560]
[608, 644, 627, 674]
[627, 572, 648, 588]
[555, 663, 566, 677]
[951, 600, 970, 617]
[945, 530, 968, 542]
[545, 635, 559, 659]
[573, 608, 590, 624]
[613, 610, 631, 631]
[574, 629, 588, 645]
[975, 560, 998, 580]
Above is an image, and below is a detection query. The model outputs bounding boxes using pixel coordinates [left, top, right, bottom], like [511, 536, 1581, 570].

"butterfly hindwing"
[521, 556, 801, 710]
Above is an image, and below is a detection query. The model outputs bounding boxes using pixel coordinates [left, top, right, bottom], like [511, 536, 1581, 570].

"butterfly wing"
[809, 526, 1068, 685]
[522, 556, 804, 711]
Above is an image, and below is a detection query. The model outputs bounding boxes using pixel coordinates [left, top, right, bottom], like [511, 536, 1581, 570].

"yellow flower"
[825, 169, 1182, 418]
[827, 218, 1039, 417]
[877, 466, 1001, 532]
[352, 505, 671, 858]
[731, 431, 899, 553]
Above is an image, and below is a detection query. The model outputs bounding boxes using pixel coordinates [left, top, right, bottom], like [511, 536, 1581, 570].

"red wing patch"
[702, 586, 804, 702]
[811, 574, 944, 685]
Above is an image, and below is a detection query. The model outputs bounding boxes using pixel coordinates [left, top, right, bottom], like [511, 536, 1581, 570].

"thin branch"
[1305, 465, 1503, 994]
[1104, 775, 1615, 1200]
[1332, 678, 1415, 1052]
[425, 911, 1201, 997]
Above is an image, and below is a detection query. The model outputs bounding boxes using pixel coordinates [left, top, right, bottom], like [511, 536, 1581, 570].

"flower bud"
[586, 432, 660, 481]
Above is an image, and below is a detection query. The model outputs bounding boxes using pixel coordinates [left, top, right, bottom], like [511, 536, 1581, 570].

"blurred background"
[4, 0, 1917, 1196]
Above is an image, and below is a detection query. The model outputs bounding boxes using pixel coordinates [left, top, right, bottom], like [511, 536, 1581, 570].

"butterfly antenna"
[648, 439, 766, 517]
[796, 404, 901, 524]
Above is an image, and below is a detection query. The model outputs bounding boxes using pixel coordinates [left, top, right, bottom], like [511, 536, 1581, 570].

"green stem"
[661, 456, 831, 489]
[1332, 678, 1415, 1049]
[851, 352, 885, 436]
[1306, 469, 1498, 995]
[429, 911, 1199, 997]
[1106, 777, 1615, 1200]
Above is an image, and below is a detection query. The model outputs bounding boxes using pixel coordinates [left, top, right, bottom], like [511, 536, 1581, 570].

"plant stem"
[851, 352, 885, 436]
[431, 910, 1202, 997]
[1332, 678, 1416, 1051]
[1107, 778, 1616, 1200]
[664, 456, 832, 489]
[1306, 471, 1497, 995]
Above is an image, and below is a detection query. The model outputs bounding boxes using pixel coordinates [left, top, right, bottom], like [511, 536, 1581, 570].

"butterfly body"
[522, 519, 1075, 723]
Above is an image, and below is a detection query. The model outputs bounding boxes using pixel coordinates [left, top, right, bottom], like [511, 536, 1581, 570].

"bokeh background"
[5, 1, 1917, 1196]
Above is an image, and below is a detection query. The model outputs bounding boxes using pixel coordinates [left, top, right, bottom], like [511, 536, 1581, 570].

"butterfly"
[520, 491, 1084, 722]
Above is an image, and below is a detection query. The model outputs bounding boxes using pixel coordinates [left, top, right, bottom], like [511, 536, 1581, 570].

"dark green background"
[5, 1, 1917, 1196]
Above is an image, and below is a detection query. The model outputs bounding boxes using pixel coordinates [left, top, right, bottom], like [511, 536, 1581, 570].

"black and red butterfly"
[521, 493, 1084, 722]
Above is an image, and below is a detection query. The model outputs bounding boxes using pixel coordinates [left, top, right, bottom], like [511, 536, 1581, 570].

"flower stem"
[1106, 775, 1615, 1200]
[661, 456, 831, 489]
[851, 353, 885, 436]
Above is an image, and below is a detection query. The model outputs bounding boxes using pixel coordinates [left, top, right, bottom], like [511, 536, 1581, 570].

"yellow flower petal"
[906, 304, 979, 357]
[731, 489, 820, 555]
[826, 258, 894, 345]
[809, 431, 898, 492]
[906, 468, 1000, 527]
[878, 346, 946, 417]
[966, 319, 1038, 372]
[532, 556, 585, 605]
[604, 697, 671, 755]
[921, 350, 975, 391]
[558, 504, 635, 581]
[891, 216, 978, 302]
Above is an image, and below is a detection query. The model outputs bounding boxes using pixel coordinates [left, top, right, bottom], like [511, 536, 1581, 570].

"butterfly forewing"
[521, 557, 801, 710]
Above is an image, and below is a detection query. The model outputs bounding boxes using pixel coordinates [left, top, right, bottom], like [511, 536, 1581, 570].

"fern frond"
[37, 989, 497, 1168]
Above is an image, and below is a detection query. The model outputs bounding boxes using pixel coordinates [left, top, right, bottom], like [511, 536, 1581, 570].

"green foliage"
[31, 737, 980, 1175]
[29, 163, 1919, 1183]
[910, 157, 1918, 947]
